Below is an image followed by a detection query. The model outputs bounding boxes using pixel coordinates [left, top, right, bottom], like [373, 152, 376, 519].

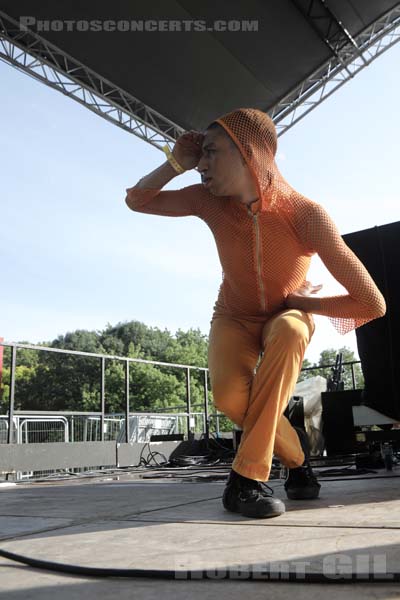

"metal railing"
[0, 341, 211, 444]
[0, 340, 363, 444]
[0, 411, 209, 444]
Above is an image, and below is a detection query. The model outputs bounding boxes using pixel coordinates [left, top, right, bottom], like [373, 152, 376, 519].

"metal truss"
[291, 0, 365, 68]
[270, 2, 400, 135]
[0, 5, 399, 146]
[0, 11, 184, 151]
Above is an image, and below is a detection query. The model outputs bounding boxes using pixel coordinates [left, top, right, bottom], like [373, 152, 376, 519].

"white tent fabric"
[294, 375, 328, 456]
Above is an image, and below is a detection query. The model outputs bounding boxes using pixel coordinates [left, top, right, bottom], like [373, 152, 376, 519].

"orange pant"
[207, 308, 316, 481]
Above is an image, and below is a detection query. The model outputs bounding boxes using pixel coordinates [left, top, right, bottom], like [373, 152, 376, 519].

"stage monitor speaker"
[343, 221, 400, 421]
[321, 389, 363, 455]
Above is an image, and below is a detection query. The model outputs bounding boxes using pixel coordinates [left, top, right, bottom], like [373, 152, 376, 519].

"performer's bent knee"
[272, 312, 311, 344]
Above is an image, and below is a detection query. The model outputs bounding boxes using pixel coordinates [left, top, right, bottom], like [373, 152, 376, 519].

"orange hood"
[212, 107, 291, 214]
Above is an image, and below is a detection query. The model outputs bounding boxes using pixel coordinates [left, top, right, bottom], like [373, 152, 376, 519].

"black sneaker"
[284, 426, 321, 500]
[222, 469, 285, 518]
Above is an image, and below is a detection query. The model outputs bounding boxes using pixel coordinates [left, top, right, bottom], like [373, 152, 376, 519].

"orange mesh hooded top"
[125, 108, 386, 335]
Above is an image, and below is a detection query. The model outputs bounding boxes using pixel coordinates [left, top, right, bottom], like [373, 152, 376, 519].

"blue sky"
[1, 42, 399, 364]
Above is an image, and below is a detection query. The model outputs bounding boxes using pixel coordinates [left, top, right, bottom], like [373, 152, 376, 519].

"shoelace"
[303, 460, 320, 482]
[289, 462, 319, 486]
[228, 471, 276, 496]
[243, 479, 275, 496]
[258, 481, 275, 495]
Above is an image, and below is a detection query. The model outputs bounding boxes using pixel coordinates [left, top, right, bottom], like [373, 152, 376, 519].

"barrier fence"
[0, 340, 363, 446]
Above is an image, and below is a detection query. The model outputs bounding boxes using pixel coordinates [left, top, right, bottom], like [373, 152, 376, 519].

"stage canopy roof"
[0, 1, 399, 147]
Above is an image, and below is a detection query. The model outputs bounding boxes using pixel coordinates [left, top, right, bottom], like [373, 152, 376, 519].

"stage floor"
[1, 466, 400, 598]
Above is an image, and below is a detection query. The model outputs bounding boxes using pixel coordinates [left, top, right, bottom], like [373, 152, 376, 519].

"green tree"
[297, 357, 318, 381]
[101, 321, 172, 360]
[297, 348, 363, 388]
[316, 346, 364, 389]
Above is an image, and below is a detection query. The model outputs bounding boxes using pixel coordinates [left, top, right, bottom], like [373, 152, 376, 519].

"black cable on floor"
[0, 548, 398, 583]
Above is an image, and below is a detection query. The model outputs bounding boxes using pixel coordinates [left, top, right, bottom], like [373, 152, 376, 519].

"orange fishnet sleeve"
[125, 183, 206, 218]
[302, 201, 386, 335]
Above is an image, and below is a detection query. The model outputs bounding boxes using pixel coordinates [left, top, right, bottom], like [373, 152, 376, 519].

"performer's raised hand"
[173, 130, 204, 170]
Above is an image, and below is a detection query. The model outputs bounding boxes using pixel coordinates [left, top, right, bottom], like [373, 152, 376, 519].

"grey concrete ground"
[1, 467, 400, 599]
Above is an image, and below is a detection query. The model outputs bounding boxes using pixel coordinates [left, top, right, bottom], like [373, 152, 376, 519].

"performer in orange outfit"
[125, 108, 386, 519]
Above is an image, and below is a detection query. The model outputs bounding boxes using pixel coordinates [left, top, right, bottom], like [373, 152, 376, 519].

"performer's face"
[197, 126, 257, 201]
